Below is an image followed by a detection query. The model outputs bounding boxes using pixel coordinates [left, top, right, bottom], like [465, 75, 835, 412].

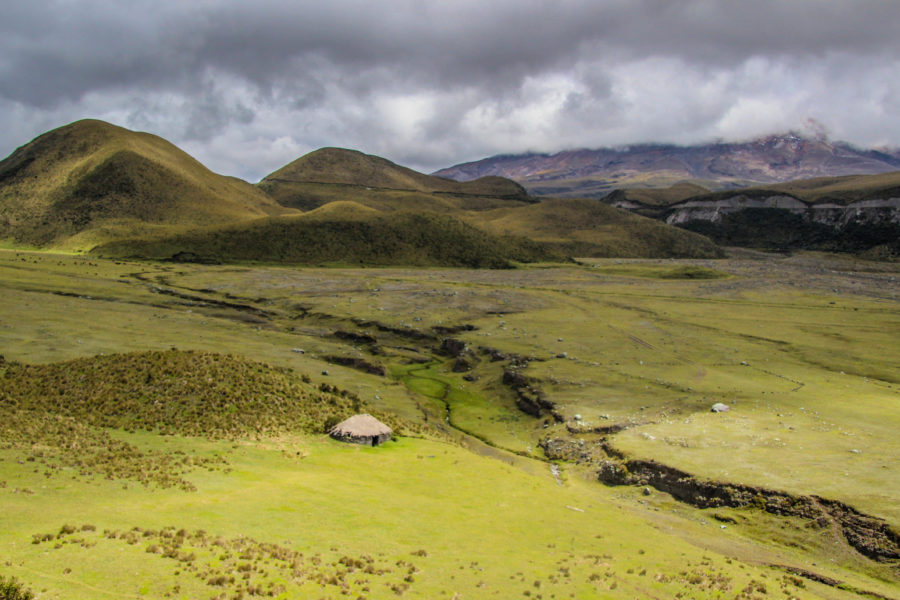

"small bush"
[0, 575, 34, 600]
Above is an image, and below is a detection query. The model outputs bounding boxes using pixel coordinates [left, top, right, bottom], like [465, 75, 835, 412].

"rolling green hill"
[0, 119, 294, 250]
[763, 170, 900, 204]
[465, 197, 725, 258]
[606, 171, 900, 210]
[92, 210, 557, 268]
[0, 121, 726, 263]
[258, 147, 531, 212]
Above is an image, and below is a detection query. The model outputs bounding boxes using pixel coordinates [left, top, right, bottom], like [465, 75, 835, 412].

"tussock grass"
[1, 349, 372, 439]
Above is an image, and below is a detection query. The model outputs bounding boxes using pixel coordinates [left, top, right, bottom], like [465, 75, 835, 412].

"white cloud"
[1, 0, 900, 178]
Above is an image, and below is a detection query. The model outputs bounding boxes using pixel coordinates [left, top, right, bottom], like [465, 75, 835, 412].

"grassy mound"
[258, 147, 532, 212]
[0, 119, 292, 249]
[92, 212, 557, 268]
[261, 146, 527, 197]
[468, 198, 724, 258]
[0, 350, 367, 439]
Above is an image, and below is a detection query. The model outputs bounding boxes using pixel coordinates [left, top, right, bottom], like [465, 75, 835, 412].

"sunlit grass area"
[1, 249, 898, 598]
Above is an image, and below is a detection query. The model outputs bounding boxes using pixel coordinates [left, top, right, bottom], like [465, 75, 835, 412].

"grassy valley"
[1, 249, 898, 599]
[1, 120, 899, 598]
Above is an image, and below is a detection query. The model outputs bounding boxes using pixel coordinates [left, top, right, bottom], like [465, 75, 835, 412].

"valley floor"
[1, 249, 898, 599]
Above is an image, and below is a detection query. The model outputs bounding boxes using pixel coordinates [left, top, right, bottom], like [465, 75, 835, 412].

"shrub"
[0, 575, 34, 600]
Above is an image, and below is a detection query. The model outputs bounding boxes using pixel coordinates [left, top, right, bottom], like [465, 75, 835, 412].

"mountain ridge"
[433, 133, 900, 198]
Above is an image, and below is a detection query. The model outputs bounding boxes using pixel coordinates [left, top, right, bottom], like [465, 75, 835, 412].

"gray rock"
[711, 403, 730, 413]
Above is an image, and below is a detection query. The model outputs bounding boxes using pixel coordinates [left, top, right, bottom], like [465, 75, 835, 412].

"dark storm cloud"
[2, 0, 899, 179]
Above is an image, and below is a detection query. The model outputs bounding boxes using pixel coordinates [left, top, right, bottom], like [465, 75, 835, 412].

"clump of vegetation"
[35, 525, 414, 598]
[0, 409, 226, 490]
[0, 349, 371, 439]
[0, 575, 34, 600]
[656, 265, 729, 279]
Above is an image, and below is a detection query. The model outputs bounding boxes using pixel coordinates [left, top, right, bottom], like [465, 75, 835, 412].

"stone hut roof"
[329, 414, 392, 439]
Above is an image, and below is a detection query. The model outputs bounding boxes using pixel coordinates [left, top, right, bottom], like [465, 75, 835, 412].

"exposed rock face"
[502, 368, 559, 420]
[322, 355, 385, 376]
[541, 436, 900, 562]
[663, 195, 900, 228]
[599, 458, 900, 562]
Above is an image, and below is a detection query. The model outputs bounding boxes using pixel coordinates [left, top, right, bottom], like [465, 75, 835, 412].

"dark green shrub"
[0, 575, 34, 600]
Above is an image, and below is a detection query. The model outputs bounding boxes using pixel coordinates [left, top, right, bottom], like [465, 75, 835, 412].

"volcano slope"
[0, 249, 898, 599]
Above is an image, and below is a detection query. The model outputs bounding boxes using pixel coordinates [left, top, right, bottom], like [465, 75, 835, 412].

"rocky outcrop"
[542, 436, 900, 562]
[598, 458, 900, 562]
[322, 355, 385, 376]
[663, 194, 900, 228]
[503, 368, 560, 420]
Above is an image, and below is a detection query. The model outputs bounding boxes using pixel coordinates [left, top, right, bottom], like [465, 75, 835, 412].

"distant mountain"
[259, 147, 530, 212]
[434, 134, 900, 199]
[0, 119, 293, 249]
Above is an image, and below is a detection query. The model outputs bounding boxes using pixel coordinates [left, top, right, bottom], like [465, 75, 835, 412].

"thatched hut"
[329, 414, 392, 446]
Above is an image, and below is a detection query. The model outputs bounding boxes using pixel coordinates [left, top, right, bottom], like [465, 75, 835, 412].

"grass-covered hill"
[758, 170, 900, 204]
[603, 182, 711, 208]
[257, 147, 531, 212]
[92, 210, 557, 268]
[465, 197, 725, 258]
[0, 349, 372, 439]
[0, 120, 726, 263]
[0, 119, 294, 250]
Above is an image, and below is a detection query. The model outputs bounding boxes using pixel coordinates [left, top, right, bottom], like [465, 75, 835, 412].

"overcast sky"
[3, 0, 900, 181]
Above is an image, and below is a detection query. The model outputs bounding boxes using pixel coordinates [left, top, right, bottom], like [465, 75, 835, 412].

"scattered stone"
[291, 348, 305, 354]
[740, 361, 749, 366]
[321, 370, 328, 376]
[556, 352, 568, 359]
[850, 449, 861, 454]
[711, 403, 730, 413]
[642, 487, 652, 496]
[573, 414, 582, 421]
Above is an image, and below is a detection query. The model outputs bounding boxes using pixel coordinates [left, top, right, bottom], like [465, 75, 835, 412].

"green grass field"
[1, 249, 898, 599]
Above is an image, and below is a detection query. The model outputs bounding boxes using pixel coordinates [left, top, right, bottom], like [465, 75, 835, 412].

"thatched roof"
[329, 414, 392, 438]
